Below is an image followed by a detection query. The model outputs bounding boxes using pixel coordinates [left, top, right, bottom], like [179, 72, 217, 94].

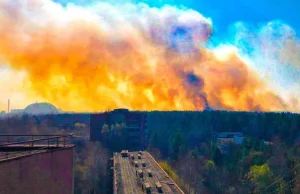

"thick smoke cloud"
[0, 0, 298, 112]
[233, 21, 300, 112]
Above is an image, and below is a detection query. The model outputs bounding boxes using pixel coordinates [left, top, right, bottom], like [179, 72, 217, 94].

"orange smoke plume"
[0, 0, 296, 112]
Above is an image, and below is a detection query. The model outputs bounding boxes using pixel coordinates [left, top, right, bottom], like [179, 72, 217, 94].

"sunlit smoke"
[0, 0, 298, 112]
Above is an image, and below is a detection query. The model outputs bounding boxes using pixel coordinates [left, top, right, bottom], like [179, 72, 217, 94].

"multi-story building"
[90, 109, 147, 151]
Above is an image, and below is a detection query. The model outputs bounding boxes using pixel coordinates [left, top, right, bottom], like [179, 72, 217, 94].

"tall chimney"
[7, 99, 10, 113]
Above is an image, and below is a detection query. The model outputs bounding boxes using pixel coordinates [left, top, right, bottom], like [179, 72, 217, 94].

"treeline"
[100, 122, 128, 152]
[146, 111, 300, 193]
[0, 113, 90, 134]
[28, 113, 90, 129]
[74, 141, 111, 194]
[147, 110, 300, 158]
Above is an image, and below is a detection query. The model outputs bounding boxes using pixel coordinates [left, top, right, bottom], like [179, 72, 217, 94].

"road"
[113, 151, 185, 194]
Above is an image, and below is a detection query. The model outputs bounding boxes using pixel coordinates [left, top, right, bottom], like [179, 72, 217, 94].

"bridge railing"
[0, 134, 74, 160]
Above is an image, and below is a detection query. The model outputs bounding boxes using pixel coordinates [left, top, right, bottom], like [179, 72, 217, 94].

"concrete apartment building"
[90, 109, 147, 151]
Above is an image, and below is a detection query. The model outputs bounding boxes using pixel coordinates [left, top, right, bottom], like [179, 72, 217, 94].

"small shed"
[138, 154, 142, 159]
[142, 161, 146, 167]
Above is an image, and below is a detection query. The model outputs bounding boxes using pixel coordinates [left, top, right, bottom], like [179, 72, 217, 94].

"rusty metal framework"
[0, 134, 74, 160]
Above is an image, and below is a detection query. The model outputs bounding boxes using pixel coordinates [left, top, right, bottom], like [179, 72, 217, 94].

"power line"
[260, 162, 300, 193]
[267, 172, 300, 194]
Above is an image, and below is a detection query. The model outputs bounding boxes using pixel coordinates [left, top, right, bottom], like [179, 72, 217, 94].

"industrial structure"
[90, 109, 147, 151]
[0, 134, 75, 194]
[112, 150, 184, 194]
[2, 101, 60, 116]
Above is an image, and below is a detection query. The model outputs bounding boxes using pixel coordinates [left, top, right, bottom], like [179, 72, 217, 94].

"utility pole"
[7, 99, 10, 113]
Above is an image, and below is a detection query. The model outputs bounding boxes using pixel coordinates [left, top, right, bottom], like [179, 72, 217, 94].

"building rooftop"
[0, 134, 74, 161]
[113, 108, 129, 113]
[113, 151, 184, 194]
[215, 132, 244, 138]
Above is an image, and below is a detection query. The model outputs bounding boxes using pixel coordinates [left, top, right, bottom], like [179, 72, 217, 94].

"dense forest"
[0, 110, 300, 193]
[146, 111, 300, 193]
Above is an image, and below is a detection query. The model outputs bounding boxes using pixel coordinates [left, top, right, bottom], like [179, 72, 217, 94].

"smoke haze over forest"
[0, 0, 299, 112]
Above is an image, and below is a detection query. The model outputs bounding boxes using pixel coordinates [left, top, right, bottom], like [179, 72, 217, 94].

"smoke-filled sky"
[0, 0, 299, 112]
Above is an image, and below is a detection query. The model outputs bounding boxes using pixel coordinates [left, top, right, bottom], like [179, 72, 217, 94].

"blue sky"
[54, 0, 300, 39]
[52, 0, 299, 92]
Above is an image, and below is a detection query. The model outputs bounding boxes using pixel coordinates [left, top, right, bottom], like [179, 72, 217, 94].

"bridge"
[112, 150, 185, 194]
